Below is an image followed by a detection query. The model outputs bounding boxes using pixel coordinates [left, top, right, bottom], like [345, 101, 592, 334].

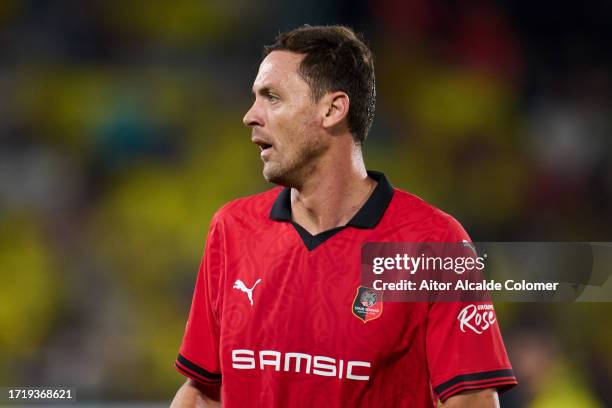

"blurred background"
[1, 0, 611, 406]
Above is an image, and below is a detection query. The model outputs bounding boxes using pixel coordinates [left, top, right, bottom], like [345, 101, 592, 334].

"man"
[171, 25, 517, 407]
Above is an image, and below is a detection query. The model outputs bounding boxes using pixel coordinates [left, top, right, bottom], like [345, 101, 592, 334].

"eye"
[267, 94, 279, 102]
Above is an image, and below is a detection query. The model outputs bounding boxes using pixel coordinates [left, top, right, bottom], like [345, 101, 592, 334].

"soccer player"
[171, 25, 517, 407]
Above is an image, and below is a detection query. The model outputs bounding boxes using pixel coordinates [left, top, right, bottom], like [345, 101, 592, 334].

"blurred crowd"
[0, 0, 611, 405]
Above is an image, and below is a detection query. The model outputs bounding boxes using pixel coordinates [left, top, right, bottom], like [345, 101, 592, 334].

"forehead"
[252, 50, 307, 91]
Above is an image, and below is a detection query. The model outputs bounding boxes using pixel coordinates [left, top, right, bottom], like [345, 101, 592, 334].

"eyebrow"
[251, 86, 275, 96]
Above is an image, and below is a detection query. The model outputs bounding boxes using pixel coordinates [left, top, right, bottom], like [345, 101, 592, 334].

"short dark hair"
[264, 25, 376, 144]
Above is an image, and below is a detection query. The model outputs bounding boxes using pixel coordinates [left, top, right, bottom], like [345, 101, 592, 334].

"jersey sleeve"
[426, 216, 517, 402]
[175, 216, 224, 385]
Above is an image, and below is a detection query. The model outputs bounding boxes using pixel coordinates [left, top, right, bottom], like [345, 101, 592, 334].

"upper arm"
[440, 388, 499, 408]
[170, 379, 221, 408]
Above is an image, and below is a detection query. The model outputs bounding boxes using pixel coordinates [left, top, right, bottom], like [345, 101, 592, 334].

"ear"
[321, 91, 350, 131]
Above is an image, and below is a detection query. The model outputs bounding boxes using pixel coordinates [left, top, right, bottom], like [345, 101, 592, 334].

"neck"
[290, 141, 377, 235]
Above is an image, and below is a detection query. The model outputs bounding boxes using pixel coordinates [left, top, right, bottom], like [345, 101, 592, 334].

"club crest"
[352, 286, 383, 323]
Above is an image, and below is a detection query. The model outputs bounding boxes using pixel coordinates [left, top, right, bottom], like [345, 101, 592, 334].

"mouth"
[259, 142, 272, 151]
[252, 137, 273, 152]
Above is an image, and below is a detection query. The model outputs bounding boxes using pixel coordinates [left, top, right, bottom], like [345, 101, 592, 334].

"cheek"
[273, 104, 320, 149]
[269, 106, 293, 131]
[292, 105, 320, 134]
[272, 107, 303, 138]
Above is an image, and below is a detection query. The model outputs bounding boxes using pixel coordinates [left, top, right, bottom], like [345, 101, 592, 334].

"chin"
[263, 171, 286, 186]
[263, 164, 298, 188]
[262, 165, 280, 183]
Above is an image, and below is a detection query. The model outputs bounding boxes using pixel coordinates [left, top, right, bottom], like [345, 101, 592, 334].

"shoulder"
[386, 188, 470, 242]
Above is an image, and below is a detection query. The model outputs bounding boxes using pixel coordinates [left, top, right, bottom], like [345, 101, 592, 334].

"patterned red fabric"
[176, 172, 516, 407]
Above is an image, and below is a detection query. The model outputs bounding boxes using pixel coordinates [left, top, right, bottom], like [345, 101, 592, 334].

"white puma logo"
[233, 279, 262, 306]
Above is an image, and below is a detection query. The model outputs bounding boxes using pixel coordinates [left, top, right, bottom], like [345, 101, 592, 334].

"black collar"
[269, 171, 394, 249]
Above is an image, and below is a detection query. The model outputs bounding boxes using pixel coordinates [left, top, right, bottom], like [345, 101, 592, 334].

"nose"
[243, 100, 263, 128]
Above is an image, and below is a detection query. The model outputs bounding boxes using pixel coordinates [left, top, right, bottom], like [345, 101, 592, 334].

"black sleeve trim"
[176, 353, 222, 382]
[434, 368, 516, 398]
[175, 362, 221, 385]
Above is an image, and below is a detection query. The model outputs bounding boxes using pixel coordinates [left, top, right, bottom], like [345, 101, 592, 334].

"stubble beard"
[263, 135, 328, 189]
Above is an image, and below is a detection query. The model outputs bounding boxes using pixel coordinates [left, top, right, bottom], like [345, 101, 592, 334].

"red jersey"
[175, 171, 517, 407]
